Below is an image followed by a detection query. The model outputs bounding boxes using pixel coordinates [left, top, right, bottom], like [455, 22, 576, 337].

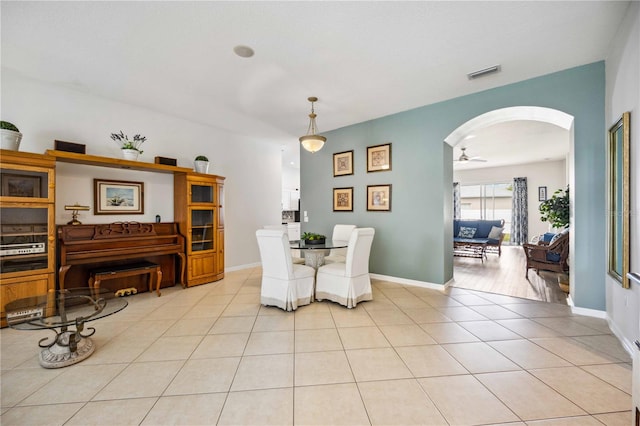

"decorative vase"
[1, 129, 22, 151]
[122, 149, 139, 161]
[194, 160, 210, 174]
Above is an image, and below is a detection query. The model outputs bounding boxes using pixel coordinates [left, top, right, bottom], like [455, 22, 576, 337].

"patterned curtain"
[511, 177, 528, 245]
[453, 182, 461, 219]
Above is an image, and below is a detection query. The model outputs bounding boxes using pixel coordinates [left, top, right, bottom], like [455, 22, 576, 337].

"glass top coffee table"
[5, 288, 127, 368]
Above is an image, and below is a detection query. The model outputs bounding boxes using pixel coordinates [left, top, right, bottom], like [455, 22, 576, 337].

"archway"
[444, 106, 575, 302]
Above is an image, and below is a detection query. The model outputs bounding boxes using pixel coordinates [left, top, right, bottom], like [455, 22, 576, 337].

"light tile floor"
[0, 268, 633, 426]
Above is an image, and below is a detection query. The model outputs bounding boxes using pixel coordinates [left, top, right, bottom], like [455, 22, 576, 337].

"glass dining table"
[290, 240, 348, 269]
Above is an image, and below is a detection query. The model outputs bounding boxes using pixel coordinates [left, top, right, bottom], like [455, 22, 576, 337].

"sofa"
[453, 219, 506, 256]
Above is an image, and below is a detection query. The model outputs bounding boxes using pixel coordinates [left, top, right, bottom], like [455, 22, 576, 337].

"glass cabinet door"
[191, 209, 214, 252]
[0, 207, 49, 273]
[0, 167, 51, 201]
[190, 183, 214, 204]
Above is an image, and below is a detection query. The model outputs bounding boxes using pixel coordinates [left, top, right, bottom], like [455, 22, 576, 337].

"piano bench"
[88, 261, 163, 297]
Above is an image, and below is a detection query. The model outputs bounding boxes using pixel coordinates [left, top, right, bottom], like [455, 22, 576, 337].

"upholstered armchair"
[523, 230, 569, 278]
[324, 224, 357, 264]
[315, 227, 375, 308]
[256, 229, 315, 311]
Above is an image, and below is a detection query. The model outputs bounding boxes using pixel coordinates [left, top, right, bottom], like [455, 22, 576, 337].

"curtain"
[453, 182, 461, 220]
[511, 177, 528, 245]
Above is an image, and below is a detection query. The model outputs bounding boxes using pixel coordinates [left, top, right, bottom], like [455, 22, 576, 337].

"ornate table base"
[39, 328, 96, 369]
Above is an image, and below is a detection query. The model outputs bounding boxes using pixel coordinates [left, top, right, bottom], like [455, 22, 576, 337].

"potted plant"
[1, 121, 23, 151]
[194, 155, 210, 174]
[539, 186, 570, 230]
[301, 232, 326, 245]
[110, 131, 147, 160]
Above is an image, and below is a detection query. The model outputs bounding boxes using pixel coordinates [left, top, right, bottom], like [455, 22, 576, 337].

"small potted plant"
[194, 155, 210, 174]
[1, 121, 23, 151]
[110, 131, 147, 160]
[301, 232, 326, 245]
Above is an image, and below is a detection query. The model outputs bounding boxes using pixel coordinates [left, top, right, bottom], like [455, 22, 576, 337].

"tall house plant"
[539, 186, 570, 229]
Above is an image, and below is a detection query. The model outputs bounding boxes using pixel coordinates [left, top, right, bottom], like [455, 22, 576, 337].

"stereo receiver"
[0, 242, 46, 256]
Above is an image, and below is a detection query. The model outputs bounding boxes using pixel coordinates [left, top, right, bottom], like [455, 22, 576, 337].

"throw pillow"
[488, 226, 503, 239]
[458, 227, 476, 238]
[549, 229, 568, 245]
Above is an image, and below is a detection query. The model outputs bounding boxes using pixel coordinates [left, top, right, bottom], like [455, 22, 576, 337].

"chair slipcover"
[324, 224, 357, 264]
[315, 227, 375, 308]
[263, 224, 304, 264]
[256, 229, 315, 311]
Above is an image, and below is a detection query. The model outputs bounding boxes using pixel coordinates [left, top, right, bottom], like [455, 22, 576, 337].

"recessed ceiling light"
[233, 45, 254, 58]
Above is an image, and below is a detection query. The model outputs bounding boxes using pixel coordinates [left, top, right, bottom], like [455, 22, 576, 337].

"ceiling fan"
[454, 147, 487, 163]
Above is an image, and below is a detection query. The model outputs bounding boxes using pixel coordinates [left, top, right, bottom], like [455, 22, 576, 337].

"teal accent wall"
[301, 61, 605, 310]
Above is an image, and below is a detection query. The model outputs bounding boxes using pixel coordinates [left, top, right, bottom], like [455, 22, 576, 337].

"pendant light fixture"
[299, 97, 326, 153]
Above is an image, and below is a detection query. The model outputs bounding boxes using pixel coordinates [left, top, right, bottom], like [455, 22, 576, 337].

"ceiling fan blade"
[468, 157, 487, 162]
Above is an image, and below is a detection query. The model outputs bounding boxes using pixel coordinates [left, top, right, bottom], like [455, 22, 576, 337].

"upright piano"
[57, 222, 186, 292]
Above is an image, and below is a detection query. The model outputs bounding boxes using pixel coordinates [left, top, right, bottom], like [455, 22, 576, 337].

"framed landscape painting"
[94, 179, 144, 215]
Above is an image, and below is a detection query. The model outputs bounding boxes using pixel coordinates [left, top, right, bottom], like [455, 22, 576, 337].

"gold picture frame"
[1, 174, 41, 198]
[367, 184, 392, 211]
[367, 143, 391, 172]
[333, 150, 354, 177]
[333, 187, 353, 212]
[607, 112, 630, 288]
[94, 179, 144, 215]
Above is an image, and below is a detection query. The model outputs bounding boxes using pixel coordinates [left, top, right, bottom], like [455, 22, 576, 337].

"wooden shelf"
[46, 150, 193, 174]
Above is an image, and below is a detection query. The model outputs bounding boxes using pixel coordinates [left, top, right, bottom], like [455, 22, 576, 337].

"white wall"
[454, 159, 567, 240]
[1, 70, 283, 269]
[605, 1, 640, 352]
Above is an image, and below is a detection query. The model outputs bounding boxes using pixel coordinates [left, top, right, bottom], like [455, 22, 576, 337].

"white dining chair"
[263, 224, 304, 264]
[315, 227, 375, 308]
[324, 224, 356, 264]
[256, 229, 315, 311]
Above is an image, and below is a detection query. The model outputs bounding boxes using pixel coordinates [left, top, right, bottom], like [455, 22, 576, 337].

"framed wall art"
[367, 184, 392, 211]
[607, 111, 630, 288]
[333, 150, 354, 177]
[1, 174, 41, 198]
[333, 187, 353, 212]
[538, 186, 547, 201]
[94, 179, 144, 215]
[367, 143, 391, 172]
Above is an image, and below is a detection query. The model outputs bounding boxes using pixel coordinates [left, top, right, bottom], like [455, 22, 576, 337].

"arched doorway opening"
[445, 106, 575, 303]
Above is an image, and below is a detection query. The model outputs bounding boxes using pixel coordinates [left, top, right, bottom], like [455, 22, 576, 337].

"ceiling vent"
[467, 65, 501, 80]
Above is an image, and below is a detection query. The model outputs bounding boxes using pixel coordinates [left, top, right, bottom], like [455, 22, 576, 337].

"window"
[460, 182, 512, 243]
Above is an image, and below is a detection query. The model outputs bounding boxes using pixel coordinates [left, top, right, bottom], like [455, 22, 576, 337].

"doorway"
[446, 106, 574, 303]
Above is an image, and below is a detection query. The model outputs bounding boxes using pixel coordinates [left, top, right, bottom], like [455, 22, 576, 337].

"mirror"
[608, 112, 630, 288]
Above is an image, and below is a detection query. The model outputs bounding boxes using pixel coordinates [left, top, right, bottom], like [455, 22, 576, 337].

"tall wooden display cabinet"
[174, 172, 225, 286]
[0, 150, 56, 326]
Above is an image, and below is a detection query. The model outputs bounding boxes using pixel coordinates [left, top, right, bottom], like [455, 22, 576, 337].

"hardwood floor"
[451, 245, 569, 304]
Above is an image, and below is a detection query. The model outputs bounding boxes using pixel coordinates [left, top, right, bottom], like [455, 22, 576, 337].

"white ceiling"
[453, 120, 570, 171]
[1, 1, 629, 169]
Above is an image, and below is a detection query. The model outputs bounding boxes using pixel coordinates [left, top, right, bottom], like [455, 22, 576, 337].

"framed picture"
[367, 143, 392, 172]
[538, 186, 547, 201]
[333, 150, 354, 177]
[367, 184, 392, 211]
[607, 112, 630, 288]
[333, 187, 353, 212]
[1, 174, 41, 198]
[94, 179, 144, 215]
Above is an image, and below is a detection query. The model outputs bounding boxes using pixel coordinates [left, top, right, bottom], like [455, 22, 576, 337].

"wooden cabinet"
[174, 172, 225, 286]
[0, 150, 56, 326]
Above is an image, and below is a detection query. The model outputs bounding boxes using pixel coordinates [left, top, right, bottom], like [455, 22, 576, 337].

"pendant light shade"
[299, 97, 326, 153]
